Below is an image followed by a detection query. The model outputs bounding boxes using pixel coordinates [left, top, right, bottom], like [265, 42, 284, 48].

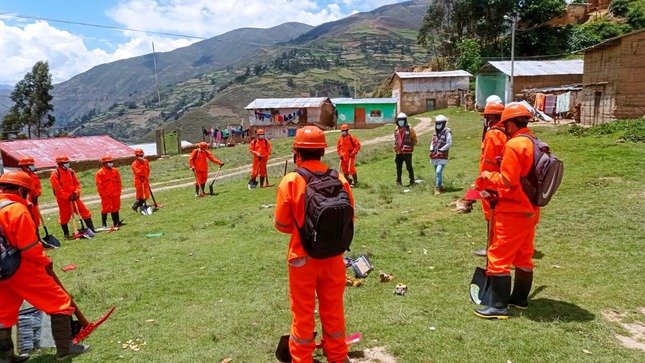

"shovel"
[275, 332, 362, 362]
[37, 209, 61, 248]
[208, 166, 222, 196]
[73, 201, 95, 238]
[69, 201, 92, 239]
[469, 194, 497, 305]
[48, 268, 116, 344]
[148, 183, 163, 210]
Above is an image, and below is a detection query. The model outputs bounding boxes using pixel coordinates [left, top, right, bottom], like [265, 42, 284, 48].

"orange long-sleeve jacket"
[189, 149, 223, 172]
[337, 134, 361, 159]
[249, 138, 272, 158]
[131, 159, 150, 183]
[479, 127, 508, 174]
[50, 167, 81, 201]
[274, 160, 355, 262]
[95, 166, 122, 199]
[0, 193, 50, 267]
[477, 127, 539, 214]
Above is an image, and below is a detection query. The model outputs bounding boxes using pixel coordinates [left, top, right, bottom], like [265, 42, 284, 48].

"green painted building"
[331, 98, 397, 128]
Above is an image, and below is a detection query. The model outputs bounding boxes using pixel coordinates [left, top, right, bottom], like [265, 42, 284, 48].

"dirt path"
[40, 119, 434, 215]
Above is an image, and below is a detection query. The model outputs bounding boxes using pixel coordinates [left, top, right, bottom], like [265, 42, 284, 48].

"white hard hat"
[396, 112, 407, 120]
[486, 95, 503, 105]
[435, 115, 448, 123]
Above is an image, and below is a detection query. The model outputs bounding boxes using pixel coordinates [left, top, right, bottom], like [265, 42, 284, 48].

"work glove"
[32, 196, 39, 204]
[69, 192, 78, 201]
[220, 163, 225, 168]
[139, 176, 145, 182]
[190, 167, 195, 172]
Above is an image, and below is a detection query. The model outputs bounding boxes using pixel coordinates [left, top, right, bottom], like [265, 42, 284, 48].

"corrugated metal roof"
[395, 70, 472, 79]
[244, 97, 329, 109]
[331, 97, 397, 105]
[0, 136, 134, 169]
[487, 60, 584, 76]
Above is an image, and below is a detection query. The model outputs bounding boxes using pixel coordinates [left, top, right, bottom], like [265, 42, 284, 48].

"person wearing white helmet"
[393, 112, 418, 186]
[429, 115, 453, 195]
[486, 95, 503, 105]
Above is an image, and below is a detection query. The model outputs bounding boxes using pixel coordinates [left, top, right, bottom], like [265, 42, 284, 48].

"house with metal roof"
[475, 60, 584, 108]
[244, 97, 335, 139]
[331, 98, 397, 128]
[391, 70, 472, 115]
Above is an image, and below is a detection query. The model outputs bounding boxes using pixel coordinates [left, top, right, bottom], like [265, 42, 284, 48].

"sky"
[0, 0, 407, 86]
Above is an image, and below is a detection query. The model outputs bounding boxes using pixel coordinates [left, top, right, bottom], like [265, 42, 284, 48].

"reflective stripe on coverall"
[336, 134, 361, 175]
[189, 149, 223, 185]
[479, 127, 508, 220]
[477, 127, 540, 276]
[95, 166, 122, 214]
[131, 159, 151, 200]
[50, 167, 91, 224]
[249, 139, 272, 178]
[274, 160, 355, 363]
[0, 194, 74, 328]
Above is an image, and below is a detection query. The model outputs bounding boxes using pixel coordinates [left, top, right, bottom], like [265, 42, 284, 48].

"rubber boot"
[473, 275, 511, 319]
[200, 184, 206, 197]
[111, 212, 121, 227]
[131, 199, 141, 211]
[194, 185, 200, 197]
[61, 224, 70, 239]
[51, 315, 90, 361]
[0, 328, 29, 363]
[259, 177, 265, 188]
[83, 218, 95, 232]
[509, 269, 533, 309]
[101, 213, 108, 228]
[352, 173, 358, 186]
[343, 173, 351, 185]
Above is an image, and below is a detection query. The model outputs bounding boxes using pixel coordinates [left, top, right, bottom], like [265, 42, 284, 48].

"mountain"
[50, 22, 313, 124]
[0, 84, 12, 116]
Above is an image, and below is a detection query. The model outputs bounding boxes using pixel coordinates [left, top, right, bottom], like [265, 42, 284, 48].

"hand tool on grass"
[208, 166, 222, 196]
[73, 201, 95, 238]
[48, 267, 115, 344]
[37, 209, 61, 248]
[69, 201, 92, 239]
[275, 332, 362, 362]
[469, 191, 497, 305]
[283, 160, 288, 176]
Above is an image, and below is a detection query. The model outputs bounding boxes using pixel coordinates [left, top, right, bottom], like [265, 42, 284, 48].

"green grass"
[31, 109, 644, 362]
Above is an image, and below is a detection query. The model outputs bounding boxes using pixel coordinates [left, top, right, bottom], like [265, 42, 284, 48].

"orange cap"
[501, 103, 533, 123]
[256, 129, 265, 135]
[55, 155, 70, 164]
[134, 148, 144, 156]
[340, 124, 349, 131]
[0, 171, 33, 191]
[483, 102, 505, 116]
[199, 141, 208, 149]
[293, 125, 327, 149]
[101, 155, 114, 163]
[18, 156, 35, 166]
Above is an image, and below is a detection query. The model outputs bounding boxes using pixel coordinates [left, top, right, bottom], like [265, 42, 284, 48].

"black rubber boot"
[474, 275, 512, 319]
[352, 173, 358, 186]
[194, 185, 200, 196]
[111, 212, 121, 227]
[131, 199, 142, 211]
[0, 328, 29, 363]
[101, 213, 108, 228]
[61, 224, 70, 239]
[83, 218, 95, 232]
[51, 314, 90, 361]
[200, 184, 206, 195]
[259, 177, 265, 188]
[509, 269, 534, 309]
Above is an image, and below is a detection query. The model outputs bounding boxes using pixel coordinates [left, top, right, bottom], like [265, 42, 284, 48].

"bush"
[564, 119, 645, 142]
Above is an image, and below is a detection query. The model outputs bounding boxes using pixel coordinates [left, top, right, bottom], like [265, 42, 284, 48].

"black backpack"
[294, 168, 354, 259]
[518, 134, 564, 207]
[0, 200, 20, 281]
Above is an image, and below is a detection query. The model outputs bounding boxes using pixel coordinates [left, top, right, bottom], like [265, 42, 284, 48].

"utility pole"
[151, 42, 161, 106]
[504, 14, 518, 104]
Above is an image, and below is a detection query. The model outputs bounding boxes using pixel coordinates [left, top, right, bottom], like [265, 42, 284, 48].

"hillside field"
[31, 108, 645, 362]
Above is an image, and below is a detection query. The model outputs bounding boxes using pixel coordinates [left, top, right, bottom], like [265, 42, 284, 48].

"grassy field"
[31, 109, 645, 362]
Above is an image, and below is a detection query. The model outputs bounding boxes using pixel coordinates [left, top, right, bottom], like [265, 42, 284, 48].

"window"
[370, 110, 382, 117]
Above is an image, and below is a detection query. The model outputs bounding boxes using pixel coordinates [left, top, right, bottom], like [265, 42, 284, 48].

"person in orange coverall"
[336, 124, 361, 186]
[95, 155, 123, 229]
[474, 103, 539, 320]
[18, 156, 41, 228]
[189, 142, 224, 197]
[0, 171, 89, 361]
[274, 125, 354, 363]
[50, 155, 95, 238]
[131, 148, 151, 212]
[248, 129, 272, 188]
[473, 101, 507, 257]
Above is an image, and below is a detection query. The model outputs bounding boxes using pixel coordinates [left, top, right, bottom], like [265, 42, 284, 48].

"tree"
[2, 61, 55, 138]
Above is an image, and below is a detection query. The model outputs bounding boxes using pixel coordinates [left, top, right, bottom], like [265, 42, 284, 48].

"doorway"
[354, 107, 366, 128]
[426, 99, 436, 112]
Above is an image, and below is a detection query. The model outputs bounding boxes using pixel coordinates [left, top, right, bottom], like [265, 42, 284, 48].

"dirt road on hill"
[39, 118, 433, 214]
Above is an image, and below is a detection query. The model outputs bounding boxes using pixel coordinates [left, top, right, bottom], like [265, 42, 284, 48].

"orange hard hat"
[18, 156, 35, 166]
[256, 129, 265, 135]
[0, 171, 33, 191]
[483, 102, 505, 116]
[501, 103, 533, 124]
[101, 155, 114, 163]
[293, 125, 327, 149]
[55, 155, 70, 164]
[340, 124, 349, 131]
[134, 148, 144, 156]
[199, 141, 208, 149]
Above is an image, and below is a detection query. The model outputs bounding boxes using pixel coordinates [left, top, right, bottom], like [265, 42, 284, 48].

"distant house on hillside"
[331, 98, 397, 128]
[244, 97, 335, 139]
[579, 29, 645, 125]
[475, 60, 584, 108]
[0, 136, 135, 172]
[391, 70, 472, 115]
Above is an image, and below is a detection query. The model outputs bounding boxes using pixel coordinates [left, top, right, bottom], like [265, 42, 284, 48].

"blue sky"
[0, 0, 408, 85]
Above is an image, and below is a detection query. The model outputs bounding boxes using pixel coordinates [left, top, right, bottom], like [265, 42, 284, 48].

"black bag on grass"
[295, 168, 354, 259]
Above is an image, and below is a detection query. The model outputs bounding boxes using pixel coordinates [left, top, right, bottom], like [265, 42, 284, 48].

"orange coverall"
[50, 167, 91, 224]
[336, 134, 361, 175]
[25, 170, 42, 226]
[274, 159, 355, 363]
[249, 138, 272, 178]
[189, 149, 223, 185]
[0, 193, 74, 329]
[95, 166, 122, 214]
[477, 127, 540, 276]
[131, 158, 151, 201]
[479, 126, 508, 220]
